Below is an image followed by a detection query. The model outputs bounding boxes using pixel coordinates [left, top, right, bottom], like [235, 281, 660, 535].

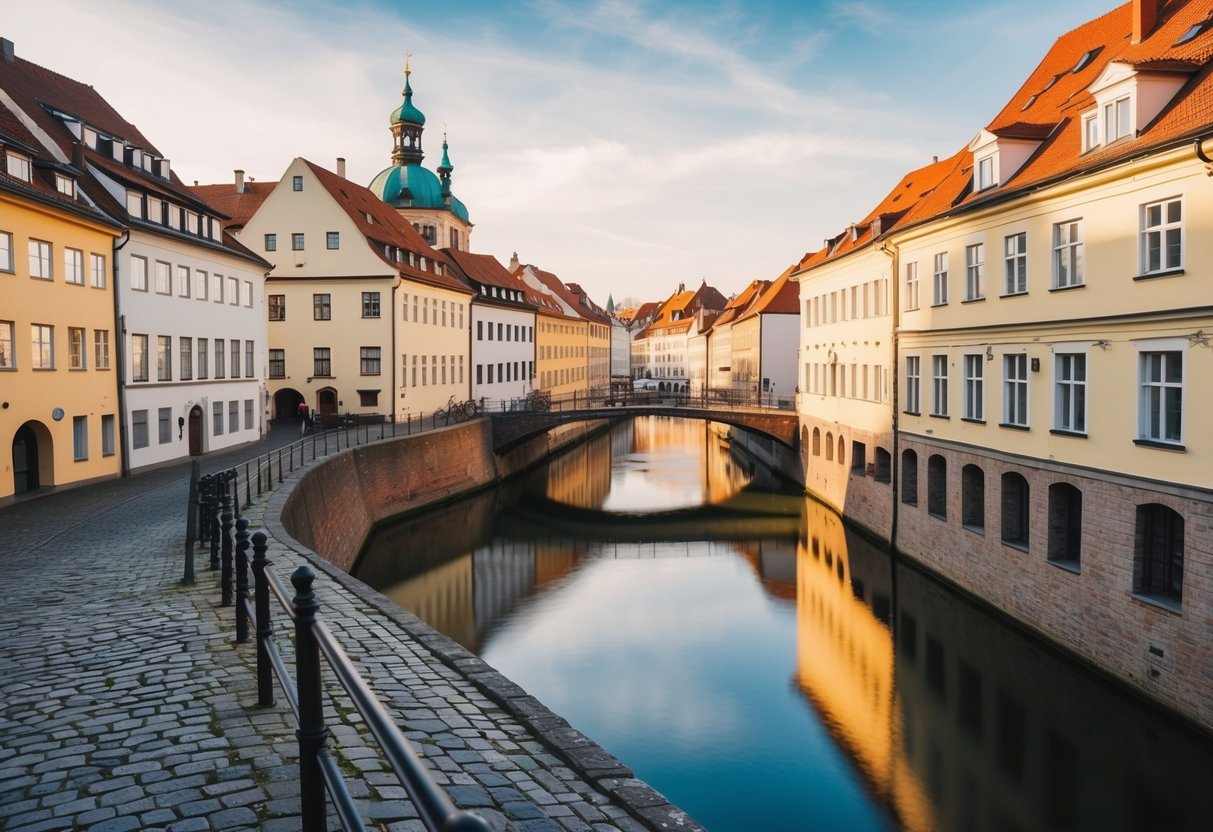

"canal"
[354, 416, 1213, 831]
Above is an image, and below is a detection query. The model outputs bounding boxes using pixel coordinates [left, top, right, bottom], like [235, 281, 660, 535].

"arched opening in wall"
[1134, 503, 1184, 605]
[812, 427, 821, 456]
[317, 387, 338, 425]
[659, 381, 667, 392]
[801, 426, 810, 468]
[962, 464, 985, 533]
[837, 436, 845, 466]
[901, 449, 918, 505]
[1047, 483, 1082, 568]
[825, 432, 834, 461]
[927, 454, 947, 519]
[188, 405, 204, 457]
[851, 440, 867, 474]
[12, 421, 51, 493]
[274, 388, 305, 422]
[1001, 472, 1029, 549]
[874, 448, 891, 483]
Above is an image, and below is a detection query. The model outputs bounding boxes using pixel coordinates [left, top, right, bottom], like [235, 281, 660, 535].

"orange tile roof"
[192, 181, 275, 229]
[741, 265, 799, 320]
[441, 248, 527, 293]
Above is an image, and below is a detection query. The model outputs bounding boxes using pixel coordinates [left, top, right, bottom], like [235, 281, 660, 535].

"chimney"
[509, 251, 520, 271]
[234, 169, 245, 194]
[336, 157, 346, 178]
[932, 155, 939, 164]
[1, 38, 14, 63]
[1132, 0, 1160, 44]
[71, 140, 84, 171]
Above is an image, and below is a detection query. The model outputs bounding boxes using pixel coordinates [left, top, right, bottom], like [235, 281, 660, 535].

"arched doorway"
[274, 388, 305, 422]
[12, 421, 49, 494]
[188, 405, 203, 456]
[317, 387, 338, 426]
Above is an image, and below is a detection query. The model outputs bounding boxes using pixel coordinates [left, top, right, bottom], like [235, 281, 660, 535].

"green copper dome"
[368, 163, 471, 223]
[390, 76, 426, 126]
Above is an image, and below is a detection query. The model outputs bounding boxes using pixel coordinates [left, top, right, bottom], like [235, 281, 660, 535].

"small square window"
[292, 175, 303, 191]
[326, 232, 340, 250]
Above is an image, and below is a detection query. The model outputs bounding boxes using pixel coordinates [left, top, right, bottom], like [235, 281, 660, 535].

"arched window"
[1134, 504, 1184, 605]
[812, 427, 821, 456]
[927, 455, 947, 519]
[837, 436, 845, 466]
[962, 464, 985, 532]
[1001, 472, 1029, 549]
[825, 431, 834, 461]
[874, 448, 891, 483]
[901, 449, 918, 505]
[1047, 483, 1082, 568]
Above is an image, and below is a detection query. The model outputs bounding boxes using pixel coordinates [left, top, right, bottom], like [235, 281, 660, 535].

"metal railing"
[195, 476, 489, 832]
[480, 385, 797, 415]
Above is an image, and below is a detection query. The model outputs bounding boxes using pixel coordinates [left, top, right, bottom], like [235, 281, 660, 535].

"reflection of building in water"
[894, 561, 1213, 832]
[625, 416, 752, 506]
[544, 427, 613, 509]
[794, 499, 934, 831]
[734, 539, 797, 602]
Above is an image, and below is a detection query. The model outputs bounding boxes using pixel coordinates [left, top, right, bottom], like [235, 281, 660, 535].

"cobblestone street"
[0, 429, 685, 832]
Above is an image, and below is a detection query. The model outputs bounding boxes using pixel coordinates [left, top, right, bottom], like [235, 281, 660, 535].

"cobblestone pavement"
[0, 427, 693, 832]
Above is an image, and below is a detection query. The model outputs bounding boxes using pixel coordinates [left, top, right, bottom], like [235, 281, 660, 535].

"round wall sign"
[52, 407, 65, 421]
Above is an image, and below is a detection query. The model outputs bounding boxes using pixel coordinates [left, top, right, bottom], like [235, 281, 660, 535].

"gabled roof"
[441, 248, 536, 307]
[193, 180, 275, 229]
[738, 266, 799, 321]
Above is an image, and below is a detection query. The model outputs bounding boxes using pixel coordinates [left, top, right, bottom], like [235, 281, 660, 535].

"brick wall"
[800, 417, 894, 541]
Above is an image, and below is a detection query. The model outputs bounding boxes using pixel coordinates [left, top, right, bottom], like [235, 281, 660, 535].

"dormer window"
[1103, 95, 1131, 143]
[83, 127, 98, 149]
[1071, 47, 1101, 74]
[1174, 22, 1206, 46]
[5, 151, 31, 182]
[1083, 114, 1099, 150]
[976, 154, 997, 190]
[54, 174, 74, 197]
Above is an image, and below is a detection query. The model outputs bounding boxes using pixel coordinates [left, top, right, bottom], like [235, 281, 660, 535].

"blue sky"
[9, 0, 1117, 304]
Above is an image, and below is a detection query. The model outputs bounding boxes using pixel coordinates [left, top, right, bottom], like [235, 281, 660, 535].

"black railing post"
[183, 459, 199, 586]
[251, 531, 274, 707]
[277, 448, 283, 484]
[220, 480, 234, 606]
[197, 472, 210, 544]
[291, 566, 328, 832]
[244, 461, 251, 507]
[234, 518, 250, 643]
[208, 476, 221, 571]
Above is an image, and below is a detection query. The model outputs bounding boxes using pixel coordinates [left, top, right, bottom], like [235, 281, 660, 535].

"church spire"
[438, 130, 453, 204]
[389, 56, 426, 166]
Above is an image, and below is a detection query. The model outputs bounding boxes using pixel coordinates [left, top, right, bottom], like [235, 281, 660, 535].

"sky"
[7, 0, 1118, 306]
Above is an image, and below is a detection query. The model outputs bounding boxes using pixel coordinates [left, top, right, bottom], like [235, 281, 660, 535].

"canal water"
[355, 417, 1213, 831]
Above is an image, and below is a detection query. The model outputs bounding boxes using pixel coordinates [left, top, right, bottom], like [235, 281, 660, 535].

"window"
[0, 231, 12, 272]
[214, 339, 225, 379]
[30, 324, 54, 369]
[1001, 472, 1029, 549]
[976, 155, 996, 190]
[65, 327, 85, 370]
[313, 348, 331, 377]
[905, 261, 919, 311]
[269, 349, 285, 378]
[1083, 113, 1099, 151]
[360, 346, 381, 375]
[851, 441, 866, 474]
[156, 336, 172, 381]
[245, 341, 253, 378]
[965, 243, 985, 300]
[1047, 483, 1082, 568]
[292, 175, 303, 191]
[213, 401, 224, 436]
[927, 455, 947, 519]
[931, 355, 949, 416]
[1134, 504, 1183, 605]
[265, 233, 277, 251]
[158, 407, 172, 444]
[101, 414, 115, 457]
[132, 409, 149, 448]
[72, 416, 88, 461]
[244, 399, 254, 431]
[5, 150, 31, 181]
[130, 255, 148, 291]
[1103, 95, 1131, 144]
[153, 260, 170, 294]
[1140, 197, 1182, 274]
[362, 292, 380, 318]
[64, 248, 84, 285]
[962, 464, 985, 532]
[230, 339, 240, 379]
[1003, 354, 1028, 427]
[901, 449, 918, 506]
[874, 448, 891, 483]
[228, 401, 239, 434]
[29, 240, 52, 279]
[359, 390, 379, 407]
[905, 356, 921, 414]
[932, 252, 948, 306]
[963, 354, 984, 421]
[194, 269, 208, 300]
[228, 276, 239, 305]
[1054, 351, 1086, 434]
[211, 272, 223, 302]
[1003, 233, 1026, 295]
[55, 173, 75, 197]
[1138, 349, 1182, 444]
[0, 321, 14, 368]
[1053, 220, 1083, 288]
[198, 338, 208, 379]
[292, 233, 305, 251]
[93, 330, 109, 370]
[326, 232, 340, 250]
[177, 265, 190, 297]
[90, 253, 106, 288]
[180, 337, 193, 381]
[269, 294, 286, 321]
[313, 294, 331, 320]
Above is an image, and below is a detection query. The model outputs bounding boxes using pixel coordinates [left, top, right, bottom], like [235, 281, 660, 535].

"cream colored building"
[515, 263, 590, 399]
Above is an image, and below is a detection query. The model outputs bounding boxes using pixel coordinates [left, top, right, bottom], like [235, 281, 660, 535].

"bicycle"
[525, 390, 551, 412]
[441, 395, 480, 424]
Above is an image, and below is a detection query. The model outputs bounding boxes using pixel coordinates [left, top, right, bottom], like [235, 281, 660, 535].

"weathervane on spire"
[403, 50, 413, 78]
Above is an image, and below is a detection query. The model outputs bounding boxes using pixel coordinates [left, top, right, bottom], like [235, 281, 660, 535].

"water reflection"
[356, 417, 1213, 831]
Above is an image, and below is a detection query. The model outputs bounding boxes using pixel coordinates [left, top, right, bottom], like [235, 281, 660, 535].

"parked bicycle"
[524, 390, 551, 412]
[439, 395, 480, 424]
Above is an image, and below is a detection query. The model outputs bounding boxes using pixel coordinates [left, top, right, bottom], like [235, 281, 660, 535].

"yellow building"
[515, 262, 591, 400]
[0, 107, 124, 502]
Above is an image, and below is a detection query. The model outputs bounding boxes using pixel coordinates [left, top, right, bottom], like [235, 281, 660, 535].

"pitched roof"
[192, 180, 275, 229]
[441, 248, 537, 308]
[739, 266, 799, 320]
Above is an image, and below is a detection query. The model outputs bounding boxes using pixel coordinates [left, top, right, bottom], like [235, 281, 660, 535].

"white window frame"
[931, 355, 948, 417]
[1103, 95, 1131, 144]
[177, 265, 190, 297]
[29, 240, 52, 279]
[94, 329, 110, 369]
[1053, 346, 1087, 435]
[0, 320, 15, 369]
[5, 151, 31, 181]
[64, 247, 84, 285]
[1140, 197, 1182, 275]
[932, 252, 948, 306]
[1136, 339, 1184, 446]
[130, 255, 148, 291]
[1002, 354, 1028, 427]
[965, 242, 985, 301]
[90, 253, 106, 288]
[1053, 220, 1083, 288]
[0, 231, 12, 272]
[154, 260, 171, 295]
[31, 323, 54, 369]
[904, 261, 919, 311]
[905, 355, 921, 414]
[1003, 232, 1026, 295]
[976, 154, 996, 190]
[1082, 113, 1099, 152]
[963, 354, 984, 421]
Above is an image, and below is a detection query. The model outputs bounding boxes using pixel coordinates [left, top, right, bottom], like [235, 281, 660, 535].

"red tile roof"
[740, 265, 799, 320]
[192, 181, 275, 229]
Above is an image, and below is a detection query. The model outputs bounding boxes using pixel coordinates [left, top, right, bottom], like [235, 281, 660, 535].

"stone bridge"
[486, 401, 800, 453]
